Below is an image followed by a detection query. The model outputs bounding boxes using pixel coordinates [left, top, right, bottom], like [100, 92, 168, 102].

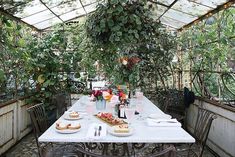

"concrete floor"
[3, 133, 216, 157]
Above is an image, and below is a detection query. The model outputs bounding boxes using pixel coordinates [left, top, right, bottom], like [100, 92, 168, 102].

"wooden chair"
[27, 103, 81, 157]
[75, 143, 176, 157]
[176, 107, 217, 157]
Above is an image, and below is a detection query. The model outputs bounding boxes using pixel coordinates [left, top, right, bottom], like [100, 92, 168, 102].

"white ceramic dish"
[63, 114, 83, 120]
[55, 128, 81, 134]
[108, 126, 134, 137]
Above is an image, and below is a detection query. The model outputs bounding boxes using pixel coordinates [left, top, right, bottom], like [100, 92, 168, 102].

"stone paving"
[4, 132, 216, 157]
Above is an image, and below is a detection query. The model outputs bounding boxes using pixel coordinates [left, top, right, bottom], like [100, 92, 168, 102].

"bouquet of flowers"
[92, 90, 103, 101]
[92, 89, 113, 101]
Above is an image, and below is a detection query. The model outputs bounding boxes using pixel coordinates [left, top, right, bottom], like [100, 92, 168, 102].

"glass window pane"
[160, 16, 186, 29]
[42, 0, 68, 8]
[60, 8, 86, 21]
[172, 0, 211, 16]
[22, 10, 55, 25]
[12, 0, 47, 18]
[81, 0, 98, 6]
[164, 9, 198, 24]
[34, 17, 61, 29]
[192, 0, 228, 8]
[51, 1, 82, 15]
[152, 0, 175, 6]
[84, 2, 98, 13]
[151, 4, 168, 20]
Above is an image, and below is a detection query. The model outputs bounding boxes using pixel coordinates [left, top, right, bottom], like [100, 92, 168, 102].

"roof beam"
[39, 0, 64, 23]
[79, 0, 87, 15]
[157, 0, 178, 20]
[148, 0, 169, 8]
[20, 0, 72, 19]
[178, 0, 235, 31]
[5, 1, 31, 11]
[0, 8, 40, 32]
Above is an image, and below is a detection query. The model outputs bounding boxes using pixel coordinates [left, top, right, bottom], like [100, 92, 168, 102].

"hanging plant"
[86, 0, 161, 51]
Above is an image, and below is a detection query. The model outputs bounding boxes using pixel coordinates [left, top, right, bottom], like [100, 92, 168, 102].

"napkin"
[146, 118, 181, 127]
[86, 123, 107, 141]
[148, 113, 172, 120]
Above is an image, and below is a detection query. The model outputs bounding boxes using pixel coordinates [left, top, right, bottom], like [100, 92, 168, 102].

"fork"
[94, 127, 98, 136]
[98, 126, 102, 136]
[151, 119, 178, 123]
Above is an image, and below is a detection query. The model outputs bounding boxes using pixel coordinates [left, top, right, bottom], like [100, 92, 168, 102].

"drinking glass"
[136, 100, 144, 120]
[125, 107, 136, 125]
[86, 103, 94, 120]
[136, 91, 144, 100]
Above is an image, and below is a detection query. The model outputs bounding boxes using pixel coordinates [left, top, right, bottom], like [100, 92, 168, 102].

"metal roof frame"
[0, 0, 234, 31]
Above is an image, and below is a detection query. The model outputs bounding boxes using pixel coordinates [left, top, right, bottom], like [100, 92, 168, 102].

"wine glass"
[125, 107, 136, 126]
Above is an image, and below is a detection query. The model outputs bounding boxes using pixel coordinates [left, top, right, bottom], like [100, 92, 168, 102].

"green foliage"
[0, 15, 31, 97]
[23, 28, 83, 111]
[86, 0, 160, 51]
[0, 15, 83, 109]
[85, 0, 176, 90]
[178, 7, 235, 101]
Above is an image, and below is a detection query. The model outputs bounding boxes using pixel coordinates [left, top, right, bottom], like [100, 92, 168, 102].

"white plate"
[108, 126, 134, 137]
[148, 114, 172, 120]
[55, 128, 81, 134]
[63, 114, 83, 120]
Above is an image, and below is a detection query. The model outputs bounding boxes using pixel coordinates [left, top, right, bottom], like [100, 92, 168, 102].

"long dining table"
[39, 96, 195, 144]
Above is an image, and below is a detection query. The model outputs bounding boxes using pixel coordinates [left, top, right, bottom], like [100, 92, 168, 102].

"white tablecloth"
[39, 96, 195, 143]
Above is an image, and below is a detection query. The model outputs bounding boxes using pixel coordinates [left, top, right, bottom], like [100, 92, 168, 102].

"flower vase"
[96, 99, 106, 111]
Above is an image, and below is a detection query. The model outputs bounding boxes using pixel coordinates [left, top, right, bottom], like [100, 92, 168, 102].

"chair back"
[27, 103, 49, 137]
[194, 107, 217, 148]
[53, 92, 71, 118]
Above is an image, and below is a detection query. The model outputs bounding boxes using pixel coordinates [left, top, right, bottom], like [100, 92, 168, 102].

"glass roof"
[0, 0, 233, 31]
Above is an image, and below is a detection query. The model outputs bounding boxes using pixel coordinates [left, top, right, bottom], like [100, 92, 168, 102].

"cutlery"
[150, 119, 178, 123]
[94, 127, 98, 136]
[98, 126, 102, 136]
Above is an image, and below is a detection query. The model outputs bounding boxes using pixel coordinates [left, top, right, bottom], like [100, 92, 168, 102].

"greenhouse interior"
[0, 0, 234, 157]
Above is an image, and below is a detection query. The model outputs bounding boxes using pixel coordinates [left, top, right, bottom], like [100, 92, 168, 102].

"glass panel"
[152, 0, 175, 6]
[172, 0, 211, 16]
[51, 1, 82, 15]
[84, 2, 98, 13]
[41, 0, 69, 8]
[13, 0, 47, 18]
[34, 17, 61, 29]
[60, 8, 86, 21]
[151, 4, 168, 20]
[81, 0, 98, 6]
[22, 10, 55, 25]
[160, 16, 186, 29]
[191, 0, 228, 8]
[164, 9, 198, 24]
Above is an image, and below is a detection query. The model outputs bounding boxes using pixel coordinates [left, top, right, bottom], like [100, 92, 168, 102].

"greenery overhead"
[85, 0, 176, 89]
[86, 0, 160, 50]
[0, 1, 234, 108]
